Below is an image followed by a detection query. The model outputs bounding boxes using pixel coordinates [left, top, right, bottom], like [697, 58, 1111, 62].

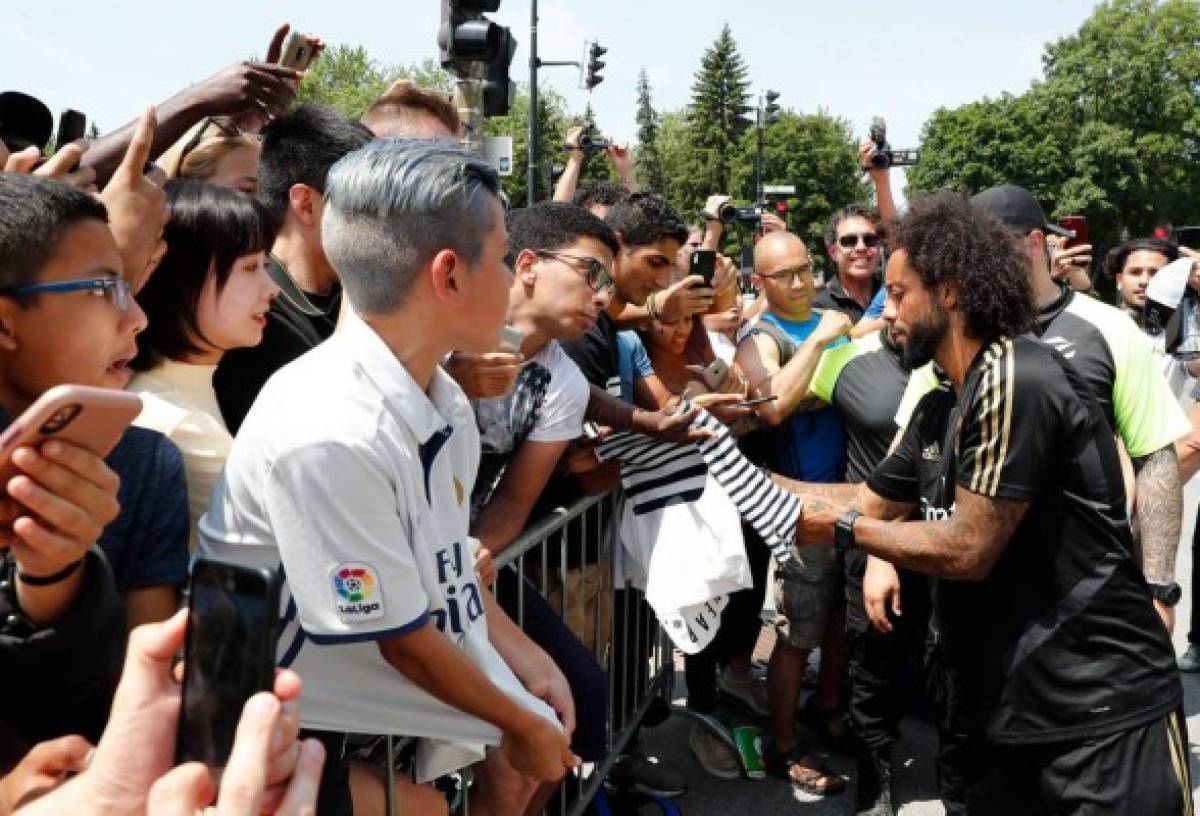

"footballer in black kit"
[783, 193, 1189, 815]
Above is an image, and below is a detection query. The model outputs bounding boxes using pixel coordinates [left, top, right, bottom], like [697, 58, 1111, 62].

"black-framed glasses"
[838, 232, 880, 249]
[533, 250, 613, 292]
[3, 276, 133, 311]
[759, 263, 814, 284]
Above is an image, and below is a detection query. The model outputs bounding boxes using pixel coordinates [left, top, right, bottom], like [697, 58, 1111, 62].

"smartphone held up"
[175, 557, 281, 773]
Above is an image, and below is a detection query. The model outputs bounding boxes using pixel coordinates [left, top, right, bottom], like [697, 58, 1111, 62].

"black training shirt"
[867, 335, 1180, 744]
[811, 329, 920, 483]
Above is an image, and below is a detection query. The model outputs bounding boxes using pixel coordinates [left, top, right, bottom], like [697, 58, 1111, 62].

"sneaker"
[689, 724, 741, 780]
[1180, 644, 1200, 672]
[604, 753, 688, 798]
[718, 667, 771, 717]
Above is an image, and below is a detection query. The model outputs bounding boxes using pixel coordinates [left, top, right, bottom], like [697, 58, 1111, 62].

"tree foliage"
[731, 110, 869, 269]
[909, 0, 1200, 261]
[634, 69, 667, 193]
[483, 85, 570, 207]
[680, 24, 753, 211]
[296, 46, 451, 119]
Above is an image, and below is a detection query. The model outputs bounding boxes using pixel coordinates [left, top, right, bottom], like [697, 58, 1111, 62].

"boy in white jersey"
[199, 140, 575, 815]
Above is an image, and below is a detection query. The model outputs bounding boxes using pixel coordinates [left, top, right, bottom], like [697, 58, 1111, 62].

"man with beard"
[1106, 238, 1181, 328]
[778, 192, 1188, 815]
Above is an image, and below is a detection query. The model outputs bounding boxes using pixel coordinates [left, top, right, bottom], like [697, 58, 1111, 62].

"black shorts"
[963, 707, 1193, 816]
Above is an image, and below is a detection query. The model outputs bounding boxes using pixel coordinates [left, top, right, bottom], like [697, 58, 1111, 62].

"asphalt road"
[637, 478, 1200, 815]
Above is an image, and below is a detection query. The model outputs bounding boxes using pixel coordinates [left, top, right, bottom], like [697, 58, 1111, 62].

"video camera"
[716, 202, 763, 228]
[569, 122, 611, 151]
[867, 117, 920, 170]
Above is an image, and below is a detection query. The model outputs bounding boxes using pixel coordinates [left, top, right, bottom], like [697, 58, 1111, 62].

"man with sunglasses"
[817, 205, 885, 322]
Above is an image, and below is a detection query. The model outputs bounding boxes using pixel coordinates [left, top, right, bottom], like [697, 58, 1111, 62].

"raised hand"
[98, 108, 169, 290]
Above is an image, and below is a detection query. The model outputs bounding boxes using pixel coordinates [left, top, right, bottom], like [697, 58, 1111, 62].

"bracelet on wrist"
[17, 558, 84, 587]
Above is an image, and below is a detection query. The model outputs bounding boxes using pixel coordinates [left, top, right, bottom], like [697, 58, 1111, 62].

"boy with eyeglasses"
[0, 173, 144, 746]
[470, 202, 617, 783]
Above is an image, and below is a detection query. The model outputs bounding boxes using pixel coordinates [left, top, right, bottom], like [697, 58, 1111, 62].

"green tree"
[297, 47, 452, 119]
[634, 69, 667, 193]
[576, 102, 615, 186]
[654, 110, 695, 218]
[680, 24, 753, 214]
[729, 110, 868, 270]
[909, 0, 1200, 260]
[483, 85, 570, 206]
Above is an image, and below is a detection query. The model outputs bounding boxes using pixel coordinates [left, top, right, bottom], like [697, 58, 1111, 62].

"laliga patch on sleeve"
[331, 562, 385, 622]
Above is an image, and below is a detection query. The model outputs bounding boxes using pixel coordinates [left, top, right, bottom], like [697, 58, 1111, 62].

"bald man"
[734, 231, 855, 794]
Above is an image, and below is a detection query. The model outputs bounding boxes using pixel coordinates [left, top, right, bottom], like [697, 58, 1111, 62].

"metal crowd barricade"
[380, 486, 721, 815]
[490, 487, 677, 815]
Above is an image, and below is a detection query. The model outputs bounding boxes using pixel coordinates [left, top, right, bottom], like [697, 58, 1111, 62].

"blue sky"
[6, 1, 1099, 164]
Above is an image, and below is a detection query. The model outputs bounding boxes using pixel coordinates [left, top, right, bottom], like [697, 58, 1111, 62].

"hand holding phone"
[689, 250, 717, 286]
[176, 558, 281, 773]
[0, 386, 136, 579]
[1058, 215, 1088, 250]
[278, 31, 314, 70]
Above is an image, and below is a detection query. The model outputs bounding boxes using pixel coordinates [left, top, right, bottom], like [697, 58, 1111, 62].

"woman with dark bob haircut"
[129, 179, 278, 544]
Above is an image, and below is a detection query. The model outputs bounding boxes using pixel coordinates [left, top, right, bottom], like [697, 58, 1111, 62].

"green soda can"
[733, 725, 766, 779]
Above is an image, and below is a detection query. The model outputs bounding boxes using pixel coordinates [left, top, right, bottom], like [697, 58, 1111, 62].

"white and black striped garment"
[595, 406, 800, 565]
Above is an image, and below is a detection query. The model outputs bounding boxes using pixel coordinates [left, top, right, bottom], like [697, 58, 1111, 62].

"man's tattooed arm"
[851, 487, 1029, 580]
[1132, 444, 1182, 585]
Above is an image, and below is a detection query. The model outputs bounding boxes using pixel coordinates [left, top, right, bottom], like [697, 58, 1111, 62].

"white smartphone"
[278, 31, 312, 69]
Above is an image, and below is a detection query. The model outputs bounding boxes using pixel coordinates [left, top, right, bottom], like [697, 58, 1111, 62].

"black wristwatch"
[1148, 581, 1182, 607]
[834, 508, 861, 555]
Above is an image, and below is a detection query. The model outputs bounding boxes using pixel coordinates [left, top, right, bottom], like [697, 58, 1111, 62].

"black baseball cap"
[0, 91, 53, 153]
[970, 184, 1073, 237]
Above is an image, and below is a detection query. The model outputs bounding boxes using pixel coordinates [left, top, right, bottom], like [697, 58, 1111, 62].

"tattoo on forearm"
[1134, 446, 1182, 584]
[856, 492, 1027, 580]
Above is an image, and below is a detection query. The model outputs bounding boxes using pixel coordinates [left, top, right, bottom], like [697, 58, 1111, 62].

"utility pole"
[528, 0, 538, 207]
[755, 89, 780, 206]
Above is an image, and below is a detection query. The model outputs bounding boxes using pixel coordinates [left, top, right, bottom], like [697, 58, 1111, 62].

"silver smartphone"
[500, 325, 523, 351]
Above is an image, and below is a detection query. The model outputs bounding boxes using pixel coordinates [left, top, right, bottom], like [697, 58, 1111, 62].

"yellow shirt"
[130, 360, 231, 548]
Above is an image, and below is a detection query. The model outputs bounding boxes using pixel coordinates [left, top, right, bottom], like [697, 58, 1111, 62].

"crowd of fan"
[0, 20, 1198, 816]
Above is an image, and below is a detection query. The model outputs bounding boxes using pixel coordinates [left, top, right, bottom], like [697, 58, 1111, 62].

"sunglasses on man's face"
[838, 232, 880, 250]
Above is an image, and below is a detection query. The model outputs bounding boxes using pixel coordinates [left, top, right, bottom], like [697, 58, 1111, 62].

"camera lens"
[718, 203, 737, 224]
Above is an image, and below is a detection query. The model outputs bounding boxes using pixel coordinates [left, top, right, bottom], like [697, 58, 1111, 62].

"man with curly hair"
[776, 192, 1187, 815]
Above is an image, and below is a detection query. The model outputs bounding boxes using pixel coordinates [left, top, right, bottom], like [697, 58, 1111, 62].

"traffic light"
[764, 90, 781, 126]
[585, 42, 607, 90]
[438, 0, 505, 76]
[482, 26, 518, 117]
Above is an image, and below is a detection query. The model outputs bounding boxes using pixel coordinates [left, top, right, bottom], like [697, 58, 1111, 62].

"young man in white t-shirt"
[470, 202, 618, 769]
[472, 201, 617, 641]
[198, 140, 575, 816]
